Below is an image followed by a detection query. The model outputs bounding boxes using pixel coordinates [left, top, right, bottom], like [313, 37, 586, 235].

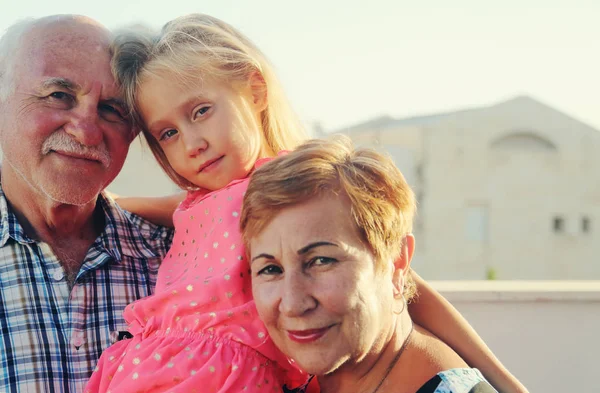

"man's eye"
[49, 92, 73, 101]
[99, 104, 126, 123]
[100, 104, 123, 116]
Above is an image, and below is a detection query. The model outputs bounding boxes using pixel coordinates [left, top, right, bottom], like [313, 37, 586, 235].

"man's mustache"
[42, 132, 111, 168]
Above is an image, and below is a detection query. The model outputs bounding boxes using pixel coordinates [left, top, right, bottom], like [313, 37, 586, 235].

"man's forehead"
[29, 15, 110, 43]
[26, 25, 109, 59]
[17, 29, 118, 95]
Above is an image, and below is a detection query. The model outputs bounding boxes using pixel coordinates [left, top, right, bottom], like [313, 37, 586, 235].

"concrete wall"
[432, 281, 600, 392]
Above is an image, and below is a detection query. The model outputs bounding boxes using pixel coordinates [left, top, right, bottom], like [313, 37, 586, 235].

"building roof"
[331, 95, 599, 135]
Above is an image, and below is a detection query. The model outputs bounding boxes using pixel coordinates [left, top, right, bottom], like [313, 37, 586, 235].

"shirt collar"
[0, 184, 159, 261]
[95, 192, 160, 261]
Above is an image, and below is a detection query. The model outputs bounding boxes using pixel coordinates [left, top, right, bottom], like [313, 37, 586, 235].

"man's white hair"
[0, 18, 36, 101]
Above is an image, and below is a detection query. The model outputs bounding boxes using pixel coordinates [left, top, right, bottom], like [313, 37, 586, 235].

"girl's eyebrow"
[145, 96, 208, 132]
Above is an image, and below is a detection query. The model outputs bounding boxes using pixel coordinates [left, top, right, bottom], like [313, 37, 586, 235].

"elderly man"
[0, 15, 172, 392]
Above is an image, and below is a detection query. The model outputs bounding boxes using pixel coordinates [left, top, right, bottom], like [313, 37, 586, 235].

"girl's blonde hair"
[240, 135, 418, 300]
[111, 14, 307, 189]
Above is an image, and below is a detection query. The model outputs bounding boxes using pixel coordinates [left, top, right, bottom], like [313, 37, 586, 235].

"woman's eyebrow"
[297, 241, 338, 255]
[251, 253, 274, 264]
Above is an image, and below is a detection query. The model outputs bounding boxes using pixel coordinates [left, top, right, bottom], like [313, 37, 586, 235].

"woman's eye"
[159, 129, 178, 141]
[309, 257, 337, 267]
[256, 265, 283, 276]
[194, 105, 211, 119]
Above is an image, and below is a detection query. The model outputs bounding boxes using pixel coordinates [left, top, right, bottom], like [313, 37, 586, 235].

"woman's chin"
[293, 355, 345, 377]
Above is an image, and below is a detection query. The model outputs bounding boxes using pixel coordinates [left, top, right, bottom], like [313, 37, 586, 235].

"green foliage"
[486, 267, 497, 280]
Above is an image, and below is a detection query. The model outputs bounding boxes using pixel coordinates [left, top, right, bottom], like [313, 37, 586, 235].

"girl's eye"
[159, 129, 178, 141]
[194, 105, 211, 119]
[256, 265, 283, 276]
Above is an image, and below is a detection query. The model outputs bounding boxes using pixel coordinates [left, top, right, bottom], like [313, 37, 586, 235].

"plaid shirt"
[0, 184, 173, 393]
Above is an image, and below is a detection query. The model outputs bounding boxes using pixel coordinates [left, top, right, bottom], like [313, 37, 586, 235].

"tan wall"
[420, 103, 600, 279]
[433, 281, 600, 393]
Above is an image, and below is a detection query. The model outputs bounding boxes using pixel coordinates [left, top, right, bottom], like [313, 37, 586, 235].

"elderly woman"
[240, 137, 498, 393]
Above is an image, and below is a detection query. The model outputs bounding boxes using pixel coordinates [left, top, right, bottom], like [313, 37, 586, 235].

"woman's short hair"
[241, 135, 417, 299]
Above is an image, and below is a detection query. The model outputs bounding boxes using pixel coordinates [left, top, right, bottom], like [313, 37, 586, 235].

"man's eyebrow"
[41, 77, 81, 92]
[297, 241, 338, 255]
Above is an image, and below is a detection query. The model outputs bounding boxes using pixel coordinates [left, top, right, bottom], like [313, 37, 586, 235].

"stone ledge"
[429, 280, 600, 302]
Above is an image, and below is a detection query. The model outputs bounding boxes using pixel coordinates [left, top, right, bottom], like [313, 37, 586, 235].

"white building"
[334, 96, 600, 280]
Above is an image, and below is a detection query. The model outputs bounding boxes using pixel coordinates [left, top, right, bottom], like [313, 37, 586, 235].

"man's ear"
[392, 234, 415, 296]
[249, 72, 268, 113]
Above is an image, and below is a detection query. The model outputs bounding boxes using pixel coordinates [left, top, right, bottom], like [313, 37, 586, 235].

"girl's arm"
[408, 270, 528, 393]
[107, 191, 186, 227]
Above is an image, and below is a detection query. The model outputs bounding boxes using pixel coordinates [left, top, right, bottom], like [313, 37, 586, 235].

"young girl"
[85, 14, 308, 393]
[87, 13, 527, 393]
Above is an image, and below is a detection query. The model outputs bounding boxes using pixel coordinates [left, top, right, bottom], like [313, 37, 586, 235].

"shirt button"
[53, 270, 64, 281]
[72, 337, 85, 348]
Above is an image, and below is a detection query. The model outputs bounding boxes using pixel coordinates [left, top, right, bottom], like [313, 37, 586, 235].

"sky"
[1, 0, 598, 132]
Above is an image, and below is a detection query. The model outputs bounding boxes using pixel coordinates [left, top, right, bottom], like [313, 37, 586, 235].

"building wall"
[420, 99, 600, 279]
[344, 98, 600, 279]
[434, 281, 600, 393]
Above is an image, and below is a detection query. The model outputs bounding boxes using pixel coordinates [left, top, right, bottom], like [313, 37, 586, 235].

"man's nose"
[64, 100, 103, 147]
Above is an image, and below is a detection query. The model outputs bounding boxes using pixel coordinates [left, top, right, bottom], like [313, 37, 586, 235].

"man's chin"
[39, 184, 102, 207]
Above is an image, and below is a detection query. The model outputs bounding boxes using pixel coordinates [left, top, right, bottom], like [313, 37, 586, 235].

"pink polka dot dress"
[85, 167, 306, 392]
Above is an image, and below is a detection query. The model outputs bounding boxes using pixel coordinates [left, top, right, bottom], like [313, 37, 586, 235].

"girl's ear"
[249, 72, 268, 113]
[392, 234, 415, 296]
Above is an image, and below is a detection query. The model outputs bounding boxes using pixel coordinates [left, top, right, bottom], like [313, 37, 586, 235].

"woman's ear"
[392, 234, 415, 296]
[249, 72, 268, 113]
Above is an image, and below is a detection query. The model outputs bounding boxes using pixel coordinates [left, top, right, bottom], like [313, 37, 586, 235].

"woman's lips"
[287, 326, 332, 343]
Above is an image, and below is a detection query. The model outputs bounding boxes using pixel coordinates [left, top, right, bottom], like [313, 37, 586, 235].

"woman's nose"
[279, 273, 317, 317]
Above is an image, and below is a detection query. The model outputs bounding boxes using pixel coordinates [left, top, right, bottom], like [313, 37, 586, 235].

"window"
[490, 131, 557, 151]
[553, 216, 564, 233]
[465, 205, 488, 243]
[582, 217, 591, 233]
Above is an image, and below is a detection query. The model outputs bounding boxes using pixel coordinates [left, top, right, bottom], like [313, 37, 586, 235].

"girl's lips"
[287, 326, 332, 343]
[198, 155, 224, 173]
